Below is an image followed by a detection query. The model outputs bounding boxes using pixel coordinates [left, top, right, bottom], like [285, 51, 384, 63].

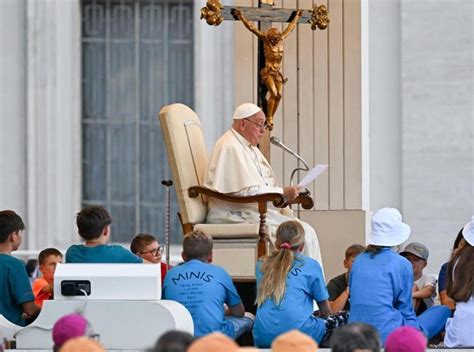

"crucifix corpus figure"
[200, 0, 329, 156]
[232, 8, 302, 131]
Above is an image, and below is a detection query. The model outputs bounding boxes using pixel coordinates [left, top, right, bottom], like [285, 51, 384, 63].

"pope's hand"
[283, 185, 301, 201]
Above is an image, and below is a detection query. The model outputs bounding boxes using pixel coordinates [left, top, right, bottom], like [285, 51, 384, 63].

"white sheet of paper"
[298, 164, 328, 188]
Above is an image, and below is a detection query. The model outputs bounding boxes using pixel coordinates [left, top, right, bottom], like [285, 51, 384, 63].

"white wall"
[368, 0, 402, 211]
[0, 0, 27, 218]
[370, 0, 474, 275]
[400, 0, 473, 273]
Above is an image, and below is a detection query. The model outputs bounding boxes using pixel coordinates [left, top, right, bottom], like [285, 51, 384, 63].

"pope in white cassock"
[204, 103, 322, 265]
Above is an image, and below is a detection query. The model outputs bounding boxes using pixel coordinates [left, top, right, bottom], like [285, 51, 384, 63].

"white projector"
[54, 263, 162, 300]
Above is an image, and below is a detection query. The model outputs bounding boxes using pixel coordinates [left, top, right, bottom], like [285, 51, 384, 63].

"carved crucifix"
[201, 0, 329, 157]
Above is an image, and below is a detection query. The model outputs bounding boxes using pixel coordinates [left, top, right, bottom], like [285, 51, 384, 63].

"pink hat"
[52, 314, 88, 347]
[385, 326, 427, 352]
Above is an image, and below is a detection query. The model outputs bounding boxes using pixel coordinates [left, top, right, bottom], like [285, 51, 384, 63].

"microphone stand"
[270, 137, 310, 218]
[290, 164, 310, 187]
[290, 164, 309, 219]
[161, 180, 173, 269]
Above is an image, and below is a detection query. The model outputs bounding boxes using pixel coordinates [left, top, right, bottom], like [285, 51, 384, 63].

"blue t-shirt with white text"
[162, 259, 242, 337]
[253, 253, 328, 347]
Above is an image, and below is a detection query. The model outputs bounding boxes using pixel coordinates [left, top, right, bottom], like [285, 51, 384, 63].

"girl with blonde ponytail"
[253, 221, 348, 348]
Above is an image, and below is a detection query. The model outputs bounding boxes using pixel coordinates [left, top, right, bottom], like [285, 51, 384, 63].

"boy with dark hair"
[152, 330, 194, 352]
[130, 233, 169, 284]
[327, 244, 365, 312]
[0, 210, 40, 325]
[66, 206, 142, 263]
[330, 322, 381, 352]
[162, 230, 254, 339]
[33, 248, 63, 307]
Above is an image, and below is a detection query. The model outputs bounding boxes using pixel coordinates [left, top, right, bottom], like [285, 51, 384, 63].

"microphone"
[270, 136, 310, 171]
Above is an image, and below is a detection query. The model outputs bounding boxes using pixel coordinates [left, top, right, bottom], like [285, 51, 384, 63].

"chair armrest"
[188, 186, 314, 209]
[188, 186, 289, 208]
[288, 194, 314, 210]
[188, 186, 314, 258]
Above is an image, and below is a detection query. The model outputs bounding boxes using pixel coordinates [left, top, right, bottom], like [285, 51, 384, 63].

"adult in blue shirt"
[253, 221, 347, 348]
[65, 206, 142, 264]
[162, 230, 253, 339]
[349, 208, 451, 344]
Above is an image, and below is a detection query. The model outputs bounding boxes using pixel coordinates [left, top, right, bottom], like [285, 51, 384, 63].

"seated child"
[52, 313, 95, 351]
[385, 326, 427, 352]
[66, 206, 142, 263]
[187, 332, 239, 352]
[444, 216, 474, 347]
[272, 330, 319, 352]
[438, 228, 466, 311]
[130, 233, 170, 285]
[25, 258, 39, 284]
[349, 208, 450, 344]
[327, 244, 365, 312]
[162, 230, 254, 339]
[0, 210, 40, 325]
[330, 322, 381, 352]
[253, 221, 348, 348]
[151, 330, 194, 352]
[400, 242, 437, 315]
[32, 248, 63, 307]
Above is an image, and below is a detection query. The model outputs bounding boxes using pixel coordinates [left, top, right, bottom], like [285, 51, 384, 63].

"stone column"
[0, 0, 28, 218]
[24, 0, 81, 249]
[194, 0, 235, 150]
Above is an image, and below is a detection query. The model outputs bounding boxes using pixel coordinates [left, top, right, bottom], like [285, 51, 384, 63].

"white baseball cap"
[462, 216, 474, 246]
[368, 208, 411, 247]
[233, 103, 262, 120]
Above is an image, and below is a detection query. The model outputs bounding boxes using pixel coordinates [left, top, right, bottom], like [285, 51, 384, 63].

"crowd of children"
[0, 206, 473, 350]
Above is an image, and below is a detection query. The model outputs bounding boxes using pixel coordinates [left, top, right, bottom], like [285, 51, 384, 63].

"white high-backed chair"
[159, 103, 313, 280]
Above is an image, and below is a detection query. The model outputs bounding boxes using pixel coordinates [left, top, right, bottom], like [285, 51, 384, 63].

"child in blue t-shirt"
[253, 220, 347, 348]
[162, 230, 254, 339]
[65, 206, 142, 264]
[0, 210, 40, 326]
